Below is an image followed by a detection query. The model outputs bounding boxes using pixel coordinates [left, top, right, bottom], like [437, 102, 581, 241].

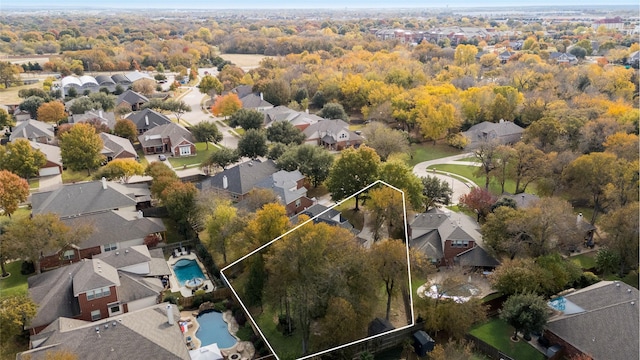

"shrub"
[20, 261, 35, 275]
[447, 132, 469, 149]
[234, 310, 246, 327]
[236, 323, 254, 341]
[163, 293, 179, 304]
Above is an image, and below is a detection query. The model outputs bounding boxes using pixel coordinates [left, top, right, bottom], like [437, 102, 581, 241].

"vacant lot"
[220, 54, 269, 69]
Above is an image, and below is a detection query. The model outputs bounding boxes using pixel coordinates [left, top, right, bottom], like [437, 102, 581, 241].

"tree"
[206, 147, 240, 170]
[362, 122, 409, 161]
[113, 119, 137, 142]
[190, 121, 222, 150]
[93, 158, 144, 183]
[312, 297, 361, 351]
[198, 74, 223, 96]
[0, 108, 13, 128]
[237, 129, 268, 159]
[0, 138, 46, 180]
[415, 100, 457, 144]
[0, 170, 29, 218]
[2, 213, 91, 273]
[454, 44, 478, 66]
[163, 99, 191, 122]
[459, 187, 495, 222]
[36, 101, 66, 123]
[482, 206, 523, 259]
[371, 239, 409, 320]
[19, 96, 45, 118]
[508, 142, 546, 194]
[599, 202, 639, 276]
[421, 175, 453, 212]
[490, 258, 543, 296]
[326, 145, 380, 211]
[266, 121, 306, 145]
[262, 79, 292, 106]
[206, 201, 241, 264]
[68, 96, 100, 115]
[378, 159, 424, 210]
[368, 187, 405, 241]
[318, 102, 348, 121]
[59, 122, 104, 176]
[604, 132, 639, 162]
[164, 182, 198, 236]
[0, 61, 22, 88]
[229, 108, 264, 130]
[211, 93, 242, 118]
[500, 293, 549, 340]
[595, 247, 620, 276]
[0, 295, 37, 342]
[243, 203, 289, 253]
[473, 140, 499, 189]
[88, 92, 116, 111]
[131, 78, 156, 95]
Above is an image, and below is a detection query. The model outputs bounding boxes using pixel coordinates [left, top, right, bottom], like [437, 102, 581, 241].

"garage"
[39, 166, 61, 176]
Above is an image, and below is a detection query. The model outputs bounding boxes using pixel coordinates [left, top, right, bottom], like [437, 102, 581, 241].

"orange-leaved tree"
[210, 93, 242, 118]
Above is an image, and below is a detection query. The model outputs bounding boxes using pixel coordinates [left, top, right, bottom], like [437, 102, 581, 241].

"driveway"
[38, 174, 63, 192]
[412, 152, 478, 204]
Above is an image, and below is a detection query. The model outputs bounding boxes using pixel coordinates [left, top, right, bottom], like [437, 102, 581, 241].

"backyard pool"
[173, 259, 205, 287]
[196, 311, 237, 349]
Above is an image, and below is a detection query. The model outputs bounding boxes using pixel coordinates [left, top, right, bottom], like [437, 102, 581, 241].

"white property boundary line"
[220, 180, 415, 360]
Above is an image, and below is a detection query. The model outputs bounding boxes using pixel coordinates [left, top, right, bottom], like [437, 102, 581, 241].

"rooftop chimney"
[577, 213, 583, 225]
[166, 304, 174, 325]
[101, 177, 107, 190]
[145, 115, 149, 126]
[137, 210, 144, 219]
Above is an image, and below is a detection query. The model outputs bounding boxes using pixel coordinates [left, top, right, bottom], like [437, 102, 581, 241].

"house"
[544, 281, 639, 360]
[263, 106, 321, 130]
[100, 132, 137, 162]
[39, 210, 166, 271]
[138, 122, 196, 157]
[31, 178, 152, 218]
[303, 119, 363, 150]
[71, 109, 117, 130]
[549, 52, 579, 65]
[198, 159, 278, 201]
[290, 203, 354, 232]
[254, 169, 314, 216]
[117, 90, 150, 112]
[498, 50, 517, 63]
[231, 85, 274, 112]
[627, 51, 640, 69]
[18, 303, 190, 360]
[29, 141, 63, 177]
[27, 256, 167, 335]
[12, 107, 31, 122]
[126, 108, 173, 134]
[409, 209, 498, 268]
[9, 119, 55, 144]
[462, 120, 524, 149]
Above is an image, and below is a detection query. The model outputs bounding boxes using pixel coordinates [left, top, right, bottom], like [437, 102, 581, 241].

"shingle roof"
[255, 170, 306, 205]
[240, 93, 273, 109]
[463, 120, 524, 148]
[71, 110, 117, 130]
[95, 75, 115, 85]
[61, 211, 165, 252]
[290, 204, 353, 230]
[138, 122, 195, 150]
[28, 262, 83, 329]
[303, 119, 363, 143]
[116, 272, 163, 303]
[93, 245, 151, 269]
[455, 246, 500, 267]
[117, 90, 149, 106]
[29, 141, 62, 166]
[72, 259, 120, 296]
[546, 281, 639, 360]
[126, 108, 172, 130]
[18, 304, 190, 360]
[199, 159, 278, 196]
[100, 132, 136, 159]
[31, 180, 142, 218]
[125, 71, 153, 83]
[9, 120, 54, 141]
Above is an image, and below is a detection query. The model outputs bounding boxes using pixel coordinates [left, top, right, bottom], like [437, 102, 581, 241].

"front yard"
[406, 142, 462, 167]
[0, 261, 29, 298]
[167, 142, 217, 168]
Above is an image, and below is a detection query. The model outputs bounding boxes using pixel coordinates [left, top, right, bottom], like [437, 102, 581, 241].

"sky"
[3, 0, 639, 9]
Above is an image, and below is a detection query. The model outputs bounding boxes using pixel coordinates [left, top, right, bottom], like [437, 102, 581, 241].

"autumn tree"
[600, 202, 639, 276]
[362, 121, 409, 161]
[0, 138, 46, 180]
[0, 170, 30, 218]
[500, 293, 549, 340]
[0, 108, 13, 128]
[113, 119, 138, 142]
[459, 187, 495, 222]
[198, 74, 223, 96]
[266, 121, 306, 145]
[421, 175, 453, 212]
[164, 182, 198, 236]
[131, 78, 156, 95]
[229, 108, 264, 130]
[473, 140, 499, 189]
[371, 239, 410, 320]
[206, 200, 242, 264]
[2, 213, 91, 273]
[490, 258, 543, 296]
[190, 121, 222, 150]
[454, 44, 478, 66]
[211, 93, 242, 118]
[36, 101, 66, 123]
[368, 187, 404, 241]
[326, 145, 380, 211]
[0, 61, 22, 88]
[0, 295, 37, 343]
[378, 159, 424, 210]
[237, 129, 268, 159]
[275, 144, 334, 187]
[93, 158, 144, 183]
[59, 123, 104, 175]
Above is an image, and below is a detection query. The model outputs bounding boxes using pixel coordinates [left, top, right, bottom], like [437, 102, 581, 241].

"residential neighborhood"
[0, 4, 638, 360]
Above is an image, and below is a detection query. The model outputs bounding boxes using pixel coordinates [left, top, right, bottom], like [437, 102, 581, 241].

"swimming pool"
[173, 259, 205, 286]
[196, 311, 237, 349]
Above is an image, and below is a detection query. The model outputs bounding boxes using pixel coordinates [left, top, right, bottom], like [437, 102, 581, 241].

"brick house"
[303, 119, 363, 151]
[254, 169, 314, 216]
[29, 141, 63, 177]
[100, 132, 137, 162]
[126, 108, 172, 134]
[138, 122, 196, 157]
[9, 119, 55, 144]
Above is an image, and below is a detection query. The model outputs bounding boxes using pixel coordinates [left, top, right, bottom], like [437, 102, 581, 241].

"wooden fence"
[465, 334, 515, 360]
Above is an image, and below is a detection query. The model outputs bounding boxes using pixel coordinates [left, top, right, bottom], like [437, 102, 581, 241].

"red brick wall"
[443, 240, 475, 264]
[285, 197, 314, 216]
[40, 246, 101, 271]
[76, 286, 119, 322]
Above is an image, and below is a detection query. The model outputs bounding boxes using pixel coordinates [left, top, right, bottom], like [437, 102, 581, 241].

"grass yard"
[255, 305, 304, 360]
[162, 217, 182, 244]
[469, 318, 545, 360]
[136, 149, 150, 168]
[427, 164, 521, 195]
[570, 252, 597, 270]
[61, 168, 92, 184]
[167, 142, 216, 168]
[307, 184, 329, 199]
[406, 143, 462, 167]
[0, 261, 30, 298]
[334, 198, 365, 231]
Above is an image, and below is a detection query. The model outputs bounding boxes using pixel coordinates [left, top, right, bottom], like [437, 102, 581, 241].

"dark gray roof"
[255, 170, 306, 205]
[454, 246, 500, 267]
[239, 93, 273, 109]
[148, 248, 172, 276]
[95, 75, 115, 85]
[117, 90, 149, 106]
[31, 180, 140, 218]
[463, 120, 524, 148]
[100, 132, 136, 159]
[117, 272, 163, 303]
[28, 262, 83, 329]
[199, 159, 278, 196]
[71, 110, 116, 130]
[111, 74, 130, 84]
[72, 259, 120, 296]
[93, 244, 152, 269]
[368, 317, 394, 336]
[61, 211, 165, 252]
[126, 108, 172, 130]
[410, 209, 483, 260]
[138, 122, 194, 150]
[546, 281, 639, 360]
[232, 85, 253, 98]
[29, 141, 62, 166]
[9, 119, 54, 142]
[290, 204, 354, 230]
[19, 304, 190, 360]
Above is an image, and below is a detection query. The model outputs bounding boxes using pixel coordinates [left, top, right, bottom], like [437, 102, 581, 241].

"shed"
[367, 317, 394, 337]
[413, 330, 435, 356]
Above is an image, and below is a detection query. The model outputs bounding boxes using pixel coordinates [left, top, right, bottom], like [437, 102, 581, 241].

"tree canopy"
[0, 139, 47, 180]
[59, 123, 104, 175]
[326, 145, 380, 210]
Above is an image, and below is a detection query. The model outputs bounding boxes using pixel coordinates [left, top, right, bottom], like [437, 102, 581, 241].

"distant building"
[591, 17, 624, 31]
[462, 120, 524, 149]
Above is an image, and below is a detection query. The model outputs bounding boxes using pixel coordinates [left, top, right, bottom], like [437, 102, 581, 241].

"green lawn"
[136, 149, 150, 168]
[334, 198, 365, 231]
[406, 143, 462, 167]
[0, 261, 29, 298]
[570, 253, 597, 270]
[28, 178, 39, 190]
[162, 218, 182, 244]
[469, 318, 545, 360]
[255, 305, 304, 360]
[455, 156, 478, 162]
[427, 164, 523, 195]
[61, 168, 92, 183]
[167, 142, 216, 168]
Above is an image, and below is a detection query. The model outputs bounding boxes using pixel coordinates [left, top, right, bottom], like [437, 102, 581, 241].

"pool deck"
[167, 253, 216, 298]
[180, 309, 255, 360]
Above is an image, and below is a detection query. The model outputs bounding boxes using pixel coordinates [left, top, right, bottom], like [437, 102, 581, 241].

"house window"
[91, 310, 101, 321]
[104, 243, 117, 252]
[452, 240, 469, 248]
[108, 303, 122, 316]
[62, 250, 75, 260]
[179, 146, 191, 156]
[87, 286, 111, 301]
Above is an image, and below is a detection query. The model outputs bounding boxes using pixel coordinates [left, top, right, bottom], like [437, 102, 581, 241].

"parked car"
[158, 154, 167, 161]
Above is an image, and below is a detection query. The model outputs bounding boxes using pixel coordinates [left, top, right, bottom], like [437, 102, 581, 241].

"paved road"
[412, 152, 478, 204]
